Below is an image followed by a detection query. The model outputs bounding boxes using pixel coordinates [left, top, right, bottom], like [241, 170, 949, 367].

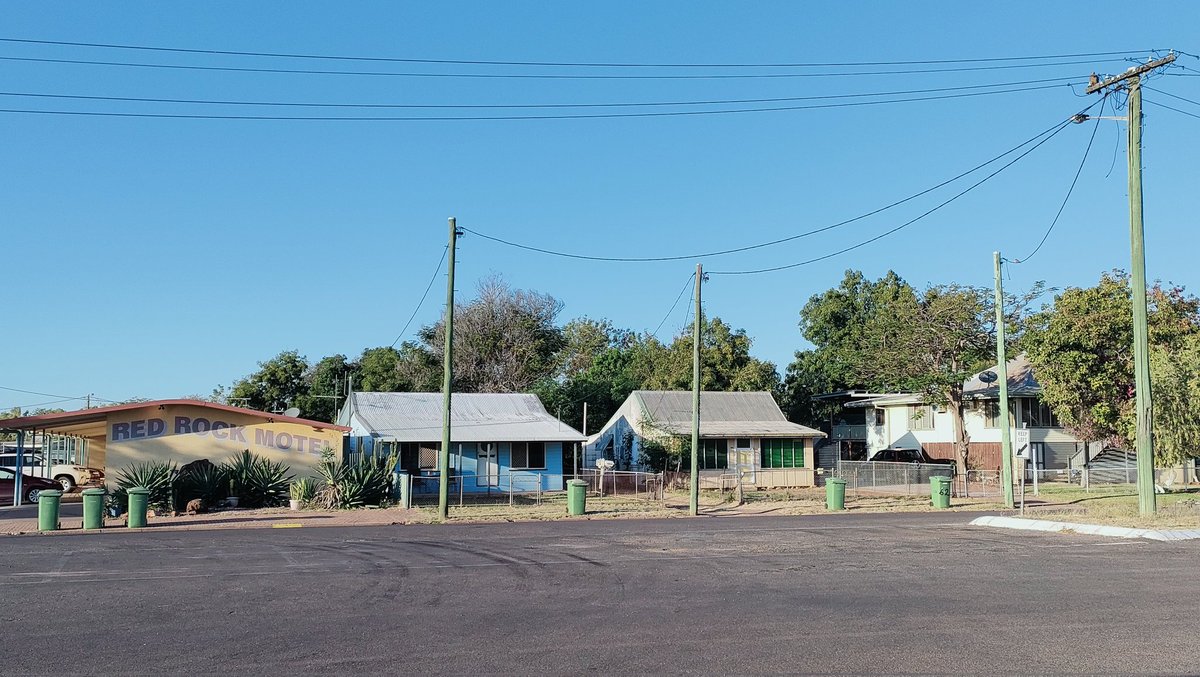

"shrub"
[222, 450, 293, 508]
[113, 460, 178, 512]
[175, 460, 229, 508]
[290, 477, 317, 504]
[313, 449, 396, 509]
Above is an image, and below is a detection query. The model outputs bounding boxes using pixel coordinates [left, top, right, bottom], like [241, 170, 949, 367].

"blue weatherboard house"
[337, 392, 586, 494]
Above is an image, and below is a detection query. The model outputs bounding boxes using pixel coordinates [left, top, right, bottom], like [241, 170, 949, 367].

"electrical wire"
[0, 54, 1133, 80]
[0, 37, 1157, 68]
[0, 76, 1083, 110]
[651, 273, 697, 339]
[707, 101, 1104, 275]
[390, 246, 449, 348]
[4, 397, 83, 411]
[465, 110, 1081, 263]
[1010, 94, 1107, 264]
[0, 82, 1076, 121]
[0, 385, 114, 404]
[1105, 103, 1123, 178]
[1143, 86, 1200, 108]
[1143, 98, 1200, 119]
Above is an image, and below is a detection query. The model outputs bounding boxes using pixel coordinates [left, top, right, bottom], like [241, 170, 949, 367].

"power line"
[708, 102, 1103, 275]
[390, 246, 449, 348]
[0, 385, 114, 403]
[1011, 94, 1107, 264]
[0, 54, 1134, 80]
[0, 82, 1076, 121]
[651, 273, 697, 339]
[1143, 98, 1200, 119]
[0, 37, 1158, 68]
[465, 109, 1083, 263]
[1143, 86, 1200, 108]
[4, 397, 83, 411]
[0, 76, 1083, 110]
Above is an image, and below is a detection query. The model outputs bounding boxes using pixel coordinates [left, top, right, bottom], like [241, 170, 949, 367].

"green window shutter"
[715, 439, 727, 469]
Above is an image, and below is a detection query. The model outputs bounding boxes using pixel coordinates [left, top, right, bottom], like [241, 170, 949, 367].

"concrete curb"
[970, 515, 1200, 541]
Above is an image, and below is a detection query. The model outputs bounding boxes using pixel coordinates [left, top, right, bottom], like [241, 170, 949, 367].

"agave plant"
[175, 460, 230, 507]
[221, 450, 293, 508]
[289, 477, 317, 504]
[312, 449, 396, 509]
[113, 460, 178, 512]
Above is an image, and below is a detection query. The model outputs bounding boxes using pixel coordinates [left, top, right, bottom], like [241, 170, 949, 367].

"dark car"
[0, 467, 63, 504]
[869, 447, 957, 466]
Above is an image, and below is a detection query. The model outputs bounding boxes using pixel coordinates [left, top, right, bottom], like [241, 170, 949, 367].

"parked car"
[869, 447, 957, 466]
[0, 452, 105, 492]
[0, 467, 63, 504]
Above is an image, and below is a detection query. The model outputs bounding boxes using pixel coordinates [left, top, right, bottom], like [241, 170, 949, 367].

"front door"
[477, 443, 499, 487]
[734, 438, 755, 485]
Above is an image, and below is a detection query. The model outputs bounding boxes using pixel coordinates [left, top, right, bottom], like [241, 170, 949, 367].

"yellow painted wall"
[103, 404, 342, 476]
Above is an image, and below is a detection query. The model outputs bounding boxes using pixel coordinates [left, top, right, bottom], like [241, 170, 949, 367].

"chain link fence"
[834, 460, 955, 496]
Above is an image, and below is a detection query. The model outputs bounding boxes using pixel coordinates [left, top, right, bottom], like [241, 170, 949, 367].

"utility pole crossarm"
[1086, 54, 1176, 94]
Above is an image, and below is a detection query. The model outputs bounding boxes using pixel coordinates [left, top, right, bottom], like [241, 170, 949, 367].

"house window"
[699, 439, 728, 470]
[761, 439, 805, 468]
[1023, 399, 1060, 428]
[873, 408, 885, 427]
[511, 442, 546, 469]
[977, 401, 1000, 429]
[907, 405, 934, 431]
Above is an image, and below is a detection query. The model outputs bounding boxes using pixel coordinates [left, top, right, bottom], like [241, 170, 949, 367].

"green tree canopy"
[793, 269, 1034, 472]
[1022, 271, 1200, 462]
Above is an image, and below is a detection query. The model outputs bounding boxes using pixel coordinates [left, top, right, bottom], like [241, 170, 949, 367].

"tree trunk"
[948, 390, 970, 476]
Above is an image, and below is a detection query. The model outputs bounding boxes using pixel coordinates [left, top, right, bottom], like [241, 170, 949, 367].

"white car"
[0, 452, 105, 492]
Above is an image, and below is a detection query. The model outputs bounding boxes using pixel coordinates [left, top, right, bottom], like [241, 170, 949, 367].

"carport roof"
[0, 399, 350, 438]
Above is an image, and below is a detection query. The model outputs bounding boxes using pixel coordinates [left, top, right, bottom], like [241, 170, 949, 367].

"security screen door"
[477, 443, 499, 486]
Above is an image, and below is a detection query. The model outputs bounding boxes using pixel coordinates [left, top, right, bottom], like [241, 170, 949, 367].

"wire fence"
[573, 469, 665, 501]
[409, 473, 556, 508]
[1023, 465, 1198, 494]
[833, 460, 955, 496]
[406, 470, 665, 508]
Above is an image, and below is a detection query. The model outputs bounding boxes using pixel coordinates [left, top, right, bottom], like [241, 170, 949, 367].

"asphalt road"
[0, 512, 1195, 675]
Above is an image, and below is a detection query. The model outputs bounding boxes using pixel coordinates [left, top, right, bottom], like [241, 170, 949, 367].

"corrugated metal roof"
[632, 391, 824, 438]
[963, 354, 1042, 398]
[346, 392, 585, 443]
[846, 355, 1043, 409]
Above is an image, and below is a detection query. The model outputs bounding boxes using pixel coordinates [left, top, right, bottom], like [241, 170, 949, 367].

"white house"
[837, 356, 1085, 471]
[585, 390, 826, 488]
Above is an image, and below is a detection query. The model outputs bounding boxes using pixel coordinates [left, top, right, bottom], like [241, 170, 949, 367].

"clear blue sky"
[3, 1, 1198, 410]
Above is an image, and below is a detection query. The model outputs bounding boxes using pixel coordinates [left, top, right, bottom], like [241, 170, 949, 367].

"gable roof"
[342, 392, 585, 443]
[630, 390, 824, 438]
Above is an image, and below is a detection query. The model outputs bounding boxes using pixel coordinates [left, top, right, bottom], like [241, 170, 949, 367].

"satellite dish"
[978, 371, 999, 384]
[283, 407, 301, 418]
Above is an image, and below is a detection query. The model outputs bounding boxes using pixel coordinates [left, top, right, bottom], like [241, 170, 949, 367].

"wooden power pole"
[690, 264, 702, 517]
[994, 252, 1015, 509]
[439, 217, 461, 520]
[1086, 53, 1176, 516]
